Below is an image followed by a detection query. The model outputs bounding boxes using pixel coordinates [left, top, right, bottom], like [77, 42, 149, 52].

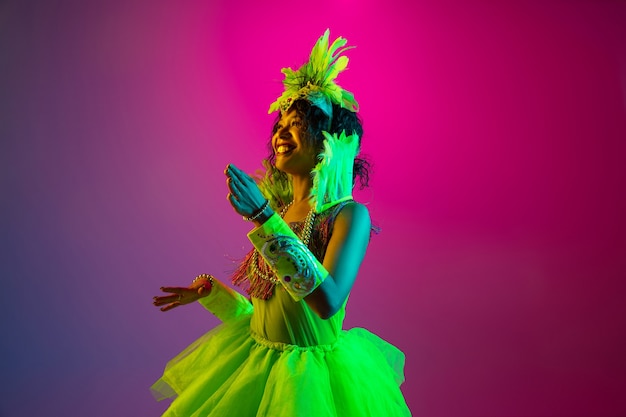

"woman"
[152, 30, 411, 416]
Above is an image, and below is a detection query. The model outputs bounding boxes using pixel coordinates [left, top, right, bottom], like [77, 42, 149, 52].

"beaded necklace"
[248, 201, 316, 299]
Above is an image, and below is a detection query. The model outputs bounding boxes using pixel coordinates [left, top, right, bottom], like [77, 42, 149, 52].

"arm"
[153, 275, 252, 322]
[305, 202, 371, 319]
[248, 201, 370, 319]
[225, 163, 370, 318]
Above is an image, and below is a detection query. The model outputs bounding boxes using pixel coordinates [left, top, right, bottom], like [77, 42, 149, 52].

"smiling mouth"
[276, 145, 295, 155]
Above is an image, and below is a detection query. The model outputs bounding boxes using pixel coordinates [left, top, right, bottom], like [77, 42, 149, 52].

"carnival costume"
[151, 30, 411, 416]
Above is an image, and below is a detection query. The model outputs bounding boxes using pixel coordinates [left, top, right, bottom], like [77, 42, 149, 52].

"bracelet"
[243, 199, 269, 222]
[193, 273, 215, 287]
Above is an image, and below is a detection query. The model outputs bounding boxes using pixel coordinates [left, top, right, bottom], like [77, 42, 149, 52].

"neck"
[290, 173, 313, 205]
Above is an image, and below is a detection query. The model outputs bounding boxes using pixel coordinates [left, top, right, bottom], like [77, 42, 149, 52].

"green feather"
[255, 160, 293, 211]
[310, 131, 360, 213]
[268, 29, 359, 115]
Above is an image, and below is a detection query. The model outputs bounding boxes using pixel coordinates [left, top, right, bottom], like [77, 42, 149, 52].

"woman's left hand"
[225, 164, 267, 218]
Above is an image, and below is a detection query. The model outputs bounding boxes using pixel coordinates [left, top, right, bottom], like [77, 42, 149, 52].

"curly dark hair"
[267, 99, 371, 189]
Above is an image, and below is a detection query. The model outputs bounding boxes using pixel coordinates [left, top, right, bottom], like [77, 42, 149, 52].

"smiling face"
[272, 109, 318, 176]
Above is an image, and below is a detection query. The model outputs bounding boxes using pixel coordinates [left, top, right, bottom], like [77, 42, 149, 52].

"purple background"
[2, 1, 625, 416]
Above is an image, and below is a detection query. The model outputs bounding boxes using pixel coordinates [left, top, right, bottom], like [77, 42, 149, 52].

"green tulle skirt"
[151, 314, 411, 416]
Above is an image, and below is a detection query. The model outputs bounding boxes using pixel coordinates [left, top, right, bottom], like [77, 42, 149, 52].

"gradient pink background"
[2, 1, 625, 416]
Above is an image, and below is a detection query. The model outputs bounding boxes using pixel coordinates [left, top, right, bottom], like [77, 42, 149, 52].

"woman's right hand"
[153, 276, 213, 312]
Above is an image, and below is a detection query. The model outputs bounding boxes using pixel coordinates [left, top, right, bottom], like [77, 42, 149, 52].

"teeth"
[277, 145, 292, 153]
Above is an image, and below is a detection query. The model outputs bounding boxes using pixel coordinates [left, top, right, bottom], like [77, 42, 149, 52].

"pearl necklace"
[250, 201, 316, 286]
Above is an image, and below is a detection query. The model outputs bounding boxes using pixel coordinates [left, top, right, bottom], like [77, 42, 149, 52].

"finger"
[160, 302, 181, 312]
[153, 296, 169, 306]
[227, 164, 253, 185]
[226, 176, 237, 194]
[224, 165, 235, 183]
[227, 192, 242, 210]
[228, 177, 244, 196]
[153, 294, 182, 306]
[227, 177, 248, 204]
[160, 286, 185, 294]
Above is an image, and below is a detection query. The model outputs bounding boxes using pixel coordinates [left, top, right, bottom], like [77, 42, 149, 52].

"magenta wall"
[2, 1, 625, 416]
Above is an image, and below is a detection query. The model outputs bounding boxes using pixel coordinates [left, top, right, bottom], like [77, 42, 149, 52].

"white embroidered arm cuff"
[247, 213, 329, 301]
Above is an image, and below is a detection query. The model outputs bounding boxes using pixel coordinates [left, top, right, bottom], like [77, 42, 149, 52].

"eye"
[290, 119, 302, 128]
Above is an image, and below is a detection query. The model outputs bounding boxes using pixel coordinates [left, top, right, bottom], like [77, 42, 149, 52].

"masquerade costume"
[152, 30, 411, 416]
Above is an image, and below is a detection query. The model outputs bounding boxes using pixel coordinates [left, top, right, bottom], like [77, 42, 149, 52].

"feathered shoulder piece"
[311, 131, 360, 213]
[268, 29, 359, 117]
[254, 160, 293, 211]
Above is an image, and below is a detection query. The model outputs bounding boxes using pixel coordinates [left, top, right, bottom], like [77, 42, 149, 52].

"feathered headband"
[268, 29, 359, 118]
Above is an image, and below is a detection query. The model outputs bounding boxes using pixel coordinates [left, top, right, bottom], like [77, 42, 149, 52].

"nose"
[278, 126, 291, 139]
[272, 126, 289, 149]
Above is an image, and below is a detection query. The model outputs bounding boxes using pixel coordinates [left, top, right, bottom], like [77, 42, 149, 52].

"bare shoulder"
[334, 201, 371, 234]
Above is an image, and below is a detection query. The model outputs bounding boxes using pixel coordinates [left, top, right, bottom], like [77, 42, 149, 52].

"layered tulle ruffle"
[151, 314, 410, 417]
